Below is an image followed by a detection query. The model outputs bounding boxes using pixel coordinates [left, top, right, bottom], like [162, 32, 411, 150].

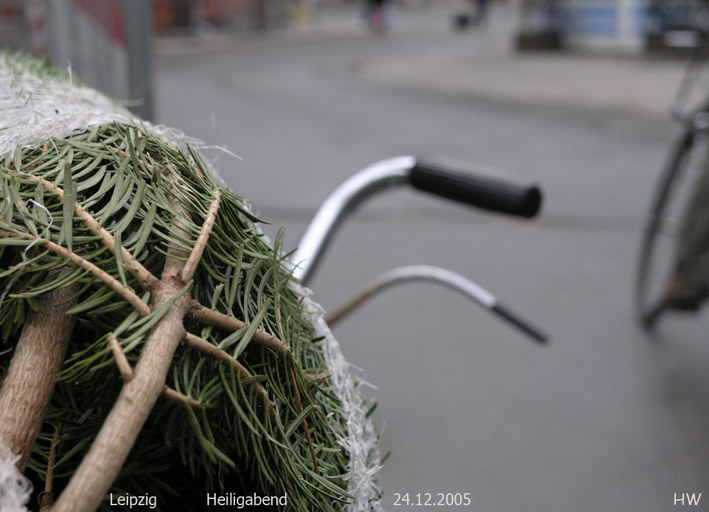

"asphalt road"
[155, 6, 709, 511]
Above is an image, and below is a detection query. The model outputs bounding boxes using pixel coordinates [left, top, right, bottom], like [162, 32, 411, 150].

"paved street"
[155, 5, 709, 511]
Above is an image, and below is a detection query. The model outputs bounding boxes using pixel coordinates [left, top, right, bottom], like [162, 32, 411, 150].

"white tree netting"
[0, 443, 30, 512]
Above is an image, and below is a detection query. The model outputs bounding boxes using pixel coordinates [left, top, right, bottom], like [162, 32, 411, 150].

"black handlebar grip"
[410, 158, 542, 218]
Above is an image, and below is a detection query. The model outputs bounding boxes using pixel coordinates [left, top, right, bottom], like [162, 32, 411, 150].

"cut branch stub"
[53, 280, 192, 512]
[52, 198, 195, 512]
[0, 282, 77, 471]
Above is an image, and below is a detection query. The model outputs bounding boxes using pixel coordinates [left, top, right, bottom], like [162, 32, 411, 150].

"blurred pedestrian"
[472, 0, 489, 26]
[364, 0, 391, 34]
[453, 0, 490, 31]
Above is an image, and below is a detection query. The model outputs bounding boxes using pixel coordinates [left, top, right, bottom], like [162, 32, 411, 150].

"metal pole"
[122, 0, 154, 120]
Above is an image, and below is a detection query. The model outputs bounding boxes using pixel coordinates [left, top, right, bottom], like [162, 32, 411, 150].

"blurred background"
[3, 0, 709, 510]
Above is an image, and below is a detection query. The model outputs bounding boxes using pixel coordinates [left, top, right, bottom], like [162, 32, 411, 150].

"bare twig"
[39, 424, 61, 511]
[108, 334, 134, 383]
[275, 291, 317, 473]
[188, 301, 289, 355]
[162, 386, 209, 409]
[0, 230, 151, 316]
[181, 190, 220, 282]
[110, 334, 207, 407]
[305, 371, 330, 381]
[0, 282, 77, 471]
[87, 143, 130, 160]
[288, 357, 319, 475]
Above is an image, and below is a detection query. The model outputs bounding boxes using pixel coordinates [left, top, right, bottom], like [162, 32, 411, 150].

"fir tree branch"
[109, 334, 209, 408]
[0, 230, 151, 316]
[27, 173, 159, 291]
[181, 190, 220, 283]
[5, 170, 159, 291]
[0, 282, 77, 471]
[183, 332, 274, 412]
[188, 301, 290, 355]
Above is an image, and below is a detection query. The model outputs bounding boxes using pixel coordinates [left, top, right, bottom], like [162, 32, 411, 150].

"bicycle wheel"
[635, 127, 707, 328]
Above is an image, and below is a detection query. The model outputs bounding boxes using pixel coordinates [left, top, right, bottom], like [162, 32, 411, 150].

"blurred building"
[0, 0, 153, 119]
[516, 0, 709, 53]
[559, 0, 644, 50]
[153, 0, 292, 32]
[0, 0, 298, 120]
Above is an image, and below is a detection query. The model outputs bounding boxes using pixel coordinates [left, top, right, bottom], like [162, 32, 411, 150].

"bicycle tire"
[635, 127, 704, 328]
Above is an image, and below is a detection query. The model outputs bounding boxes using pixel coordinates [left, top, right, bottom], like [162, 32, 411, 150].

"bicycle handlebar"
[410, 157, 542, 218]
[292, 156, 543, 284]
